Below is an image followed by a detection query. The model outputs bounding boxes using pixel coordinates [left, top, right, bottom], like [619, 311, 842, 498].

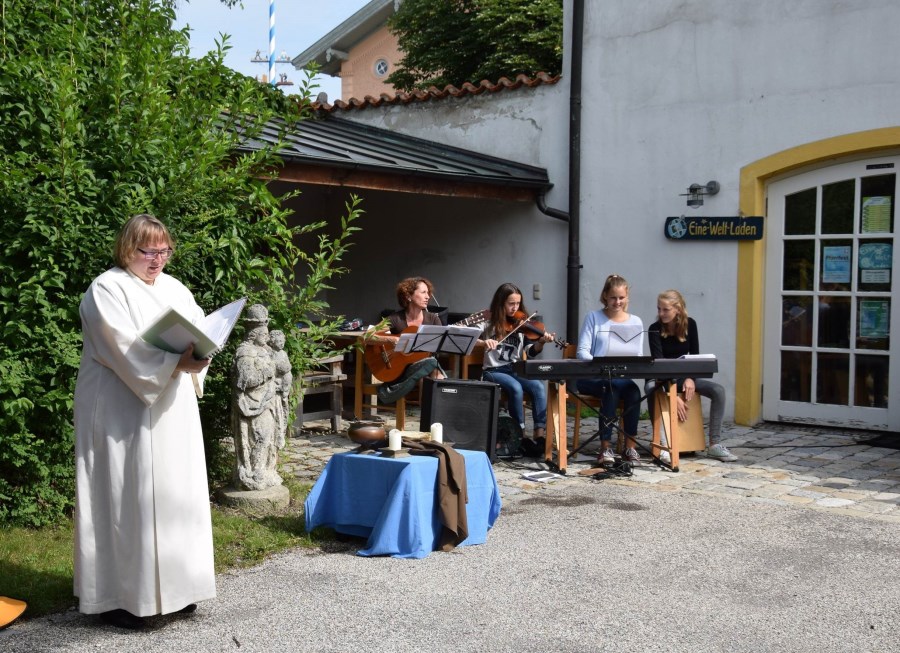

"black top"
[388, 309, 442, 334]
[648, 317, 700, 359]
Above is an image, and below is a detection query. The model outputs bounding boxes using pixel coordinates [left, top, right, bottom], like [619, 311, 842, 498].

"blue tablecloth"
[304, 449, 502, 559]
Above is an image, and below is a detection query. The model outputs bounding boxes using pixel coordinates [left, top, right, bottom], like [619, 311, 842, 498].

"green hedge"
[0, 0, 361, 526]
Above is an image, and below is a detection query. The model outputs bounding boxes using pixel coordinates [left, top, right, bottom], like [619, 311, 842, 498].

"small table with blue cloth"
[304, 449, 502, 559]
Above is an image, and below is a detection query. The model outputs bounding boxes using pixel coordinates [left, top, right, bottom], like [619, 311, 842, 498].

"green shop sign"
[665, 216, 764, 240]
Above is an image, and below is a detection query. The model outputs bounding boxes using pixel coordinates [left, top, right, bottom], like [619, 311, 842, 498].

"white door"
[764, 157, 899, 430]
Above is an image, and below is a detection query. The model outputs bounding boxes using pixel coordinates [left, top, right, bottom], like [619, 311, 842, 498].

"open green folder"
[141, 297, 247, 359]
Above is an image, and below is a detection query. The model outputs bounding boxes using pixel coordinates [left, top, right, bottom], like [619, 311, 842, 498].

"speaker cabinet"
[421, 378, 500, 461]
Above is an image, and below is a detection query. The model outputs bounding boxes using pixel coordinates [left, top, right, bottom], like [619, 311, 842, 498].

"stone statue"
[268, 329, 292, 448]
[231, 304, 283, 491]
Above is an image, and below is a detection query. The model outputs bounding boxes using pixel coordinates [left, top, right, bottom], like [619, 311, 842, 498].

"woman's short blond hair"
[113, 214, 174, 269]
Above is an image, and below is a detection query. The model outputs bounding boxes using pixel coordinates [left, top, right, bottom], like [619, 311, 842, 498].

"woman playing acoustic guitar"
[478, 282, 558, 457]
[372, 277, 445, 404]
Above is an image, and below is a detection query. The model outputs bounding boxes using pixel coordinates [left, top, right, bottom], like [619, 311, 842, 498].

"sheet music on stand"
[395, 324, 482, 356]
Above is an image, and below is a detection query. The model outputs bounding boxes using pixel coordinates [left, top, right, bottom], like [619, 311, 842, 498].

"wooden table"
[305, 449, 502, 558]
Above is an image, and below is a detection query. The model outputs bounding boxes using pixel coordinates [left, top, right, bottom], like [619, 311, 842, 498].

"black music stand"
[396, 324, 481, 357]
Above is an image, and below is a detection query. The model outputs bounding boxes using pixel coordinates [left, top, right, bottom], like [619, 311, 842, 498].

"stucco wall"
[572, 0, 900, 420]
[302, 0, 900, 422]
[323, 81, 572, 340]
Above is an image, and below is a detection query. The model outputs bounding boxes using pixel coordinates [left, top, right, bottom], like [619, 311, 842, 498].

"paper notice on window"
[862, 196, 891, 233]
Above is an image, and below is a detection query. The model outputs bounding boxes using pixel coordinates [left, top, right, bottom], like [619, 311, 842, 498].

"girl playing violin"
[478, 282, 556, 456]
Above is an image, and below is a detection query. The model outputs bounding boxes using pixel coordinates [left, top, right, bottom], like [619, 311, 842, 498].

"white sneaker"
[599, 448, 615, 465]
[707, 443, 738, 462]
[658, 450, 671, 465]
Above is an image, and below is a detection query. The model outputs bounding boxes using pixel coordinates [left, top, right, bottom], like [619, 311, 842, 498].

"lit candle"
[388, 429, 402, 451]
[431, 422, 443, 443]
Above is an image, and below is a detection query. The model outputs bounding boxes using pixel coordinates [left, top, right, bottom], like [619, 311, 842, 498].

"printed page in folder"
[141, 297, 247, 358]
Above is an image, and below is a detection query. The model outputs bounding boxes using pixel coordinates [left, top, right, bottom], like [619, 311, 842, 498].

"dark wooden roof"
[236, 114, 551, 201]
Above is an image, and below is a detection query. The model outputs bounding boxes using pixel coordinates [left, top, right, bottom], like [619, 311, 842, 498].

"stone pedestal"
[216, 484, 290, 513]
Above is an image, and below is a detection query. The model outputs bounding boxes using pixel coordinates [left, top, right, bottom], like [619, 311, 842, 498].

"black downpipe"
[566, 0, 585, 346]
[535, 0, 584, 345]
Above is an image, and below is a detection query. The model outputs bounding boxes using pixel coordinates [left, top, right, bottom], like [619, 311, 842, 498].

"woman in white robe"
[74, 214, 215, 629]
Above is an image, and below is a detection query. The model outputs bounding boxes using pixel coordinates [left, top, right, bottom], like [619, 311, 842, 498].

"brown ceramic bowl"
[347, 420, 387, 447]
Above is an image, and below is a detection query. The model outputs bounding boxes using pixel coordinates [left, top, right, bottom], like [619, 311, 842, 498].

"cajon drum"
[653, 390, 706, 453]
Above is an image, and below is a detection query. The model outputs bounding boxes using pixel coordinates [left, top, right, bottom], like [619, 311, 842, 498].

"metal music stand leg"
[567, 393, 610, 457]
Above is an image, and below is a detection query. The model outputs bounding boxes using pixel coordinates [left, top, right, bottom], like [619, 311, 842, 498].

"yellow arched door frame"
[735, 126, 900, 424]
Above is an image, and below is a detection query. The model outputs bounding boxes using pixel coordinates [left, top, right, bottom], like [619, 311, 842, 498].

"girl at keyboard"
[575, 274, 644, 465]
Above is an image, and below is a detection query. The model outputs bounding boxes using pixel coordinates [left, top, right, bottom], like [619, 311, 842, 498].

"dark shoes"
[100, 604, 197, 629]
[100, 609, 146, 630]
[520, 437, 546, 458]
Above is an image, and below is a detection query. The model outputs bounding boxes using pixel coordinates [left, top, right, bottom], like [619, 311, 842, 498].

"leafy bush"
[0, 0, 361, 525]
[386, 0, 563, 91]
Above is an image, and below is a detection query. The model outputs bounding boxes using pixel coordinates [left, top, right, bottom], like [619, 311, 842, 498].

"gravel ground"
[3, 481, 899, 653]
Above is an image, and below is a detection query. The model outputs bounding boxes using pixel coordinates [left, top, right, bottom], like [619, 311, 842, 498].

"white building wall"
[328, 0, 900, 421]
[327, 82, 572, 336]
[574, 0, 900, 418]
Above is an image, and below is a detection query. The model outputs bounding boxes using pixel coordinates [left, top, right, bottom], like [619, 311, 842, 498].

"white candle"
[388, 429, 402, 451]
[430, 422, 443, 443]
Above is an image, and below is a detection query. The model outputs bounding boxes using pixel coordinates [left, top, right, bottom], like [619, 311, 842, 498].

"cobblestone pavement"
[284, 411, 900, 523]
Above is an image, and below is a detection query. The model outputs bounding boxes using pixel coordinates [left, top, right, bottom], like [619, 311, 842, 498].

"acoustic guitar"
[365, 309, 490, 383]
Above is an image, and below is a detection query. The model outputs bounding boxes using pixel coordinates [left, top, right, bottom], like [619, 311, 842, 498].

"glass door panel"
[860, 174, 895, 234]
[785, 187, 817, 234]
[781, 351, 811, 402]
[817, 296, 851, 348]
[858, 239, 892, 292]
[816, 352, 849, 405]
[783, 240, 815, 291]
[855, 354, 889, 408]
[857, 298, 890, 350]
[822, 179, 855, 234]
[819, 239, 853, 291]
[782, 296, 812, 346]
[764, 158, 899, 430]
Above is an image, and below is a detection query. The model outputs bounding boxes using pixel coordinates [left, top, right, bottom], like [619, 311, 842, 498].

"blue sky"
[173, 0, 371, 101]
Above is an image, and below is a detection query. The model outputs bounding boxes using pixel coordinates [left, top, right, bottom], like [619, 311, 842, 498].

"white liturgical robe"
[74, 267, 216, 616]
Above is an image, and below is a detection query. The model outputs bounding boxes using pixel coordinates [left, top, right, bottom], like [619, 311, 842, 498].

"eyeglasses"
[136, 247, 173, 260]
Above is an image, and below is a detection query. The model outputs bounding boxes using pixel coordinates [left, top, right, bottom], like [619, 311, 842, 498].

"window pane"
[858, 239, 893, 292]
[781, 351, 811, 401]
[855, 354, 889, 408]
[784, 240, 814, 291]
[785, 187, 817, 235]
[859, 174, 895, 234]
[819, 239, 853, 291]
[817, 296, 851, 348]
[816, 352, 849, 405]
[822, 179, 854, 234]
[782, 296, 812, 346]
[857, 298, 890, 350]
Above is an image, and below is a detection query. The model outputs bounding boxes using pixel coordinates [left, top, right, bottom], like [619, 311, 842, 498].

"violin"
[505, 310, 569, 349]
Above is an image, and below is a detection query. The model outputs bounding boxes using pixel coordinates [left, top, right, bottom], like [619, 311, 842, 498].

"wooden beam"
[276, 163, 539, 202]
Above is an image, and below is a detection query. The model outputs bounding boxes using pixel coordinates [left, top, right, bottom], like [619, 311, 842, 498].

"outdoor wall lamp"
[682, 180, 720, 208]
